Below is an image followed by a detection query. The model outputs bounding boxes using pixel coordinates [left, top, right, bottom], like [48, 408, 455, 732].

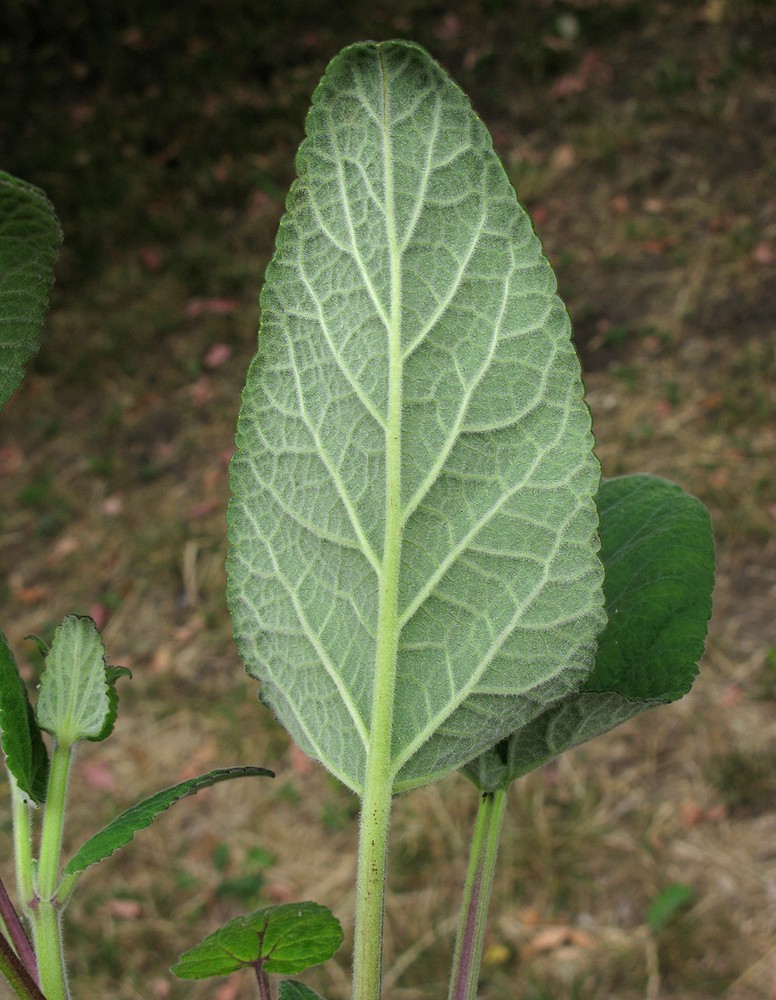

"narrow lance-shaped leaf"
[0, 631, 49, 804]
[35, 615, 110, 747]
[0, 171, 62, 411]
[172, 902, 343, 980]
[463, 475, 715, 792]
[62, 766, 274, 878]
[227, 39, 605, 795]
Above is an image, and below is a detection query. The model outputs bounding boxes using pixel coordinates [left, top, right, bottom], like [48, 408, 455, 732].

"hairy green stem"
[448, 790, 508, 1000]
[352, 741, 394, 1000]
[37, 742, 72, 899]
[10, 779, 35, 917]
[8, 780, 37, 980]
[32, 741, 73, 1000]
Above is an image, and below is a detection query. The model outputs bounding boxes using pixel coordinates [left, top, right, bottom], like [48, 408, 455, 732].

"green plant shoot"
[0, 34, 716, 1000]
[227, 39, 714, 1000]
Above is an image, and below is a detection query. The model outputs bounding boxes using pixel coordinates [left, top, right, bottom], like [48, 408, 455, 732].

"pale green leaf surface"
[63, 766, 273, 877]
[463, 475, 715, 791]
[228, 40, 605, 794]
[35, 616, 110, 746]
[0, 631, 49, 803]
[0, 171, 62, 411]
[172, 902, 343, 979]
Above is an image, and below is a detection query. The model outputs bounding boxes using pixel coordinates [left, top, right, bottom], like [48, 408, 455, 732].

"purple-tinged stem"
[447, 789, 508, 1000]
[255, 964, 272, 1000]
[0, 876, 38, 984]
[0, 931, 46, 1000]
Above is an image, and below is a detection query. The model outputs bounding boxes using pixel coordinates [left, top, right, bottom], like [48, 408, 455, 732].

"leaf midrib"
[364, 49, 405, 792]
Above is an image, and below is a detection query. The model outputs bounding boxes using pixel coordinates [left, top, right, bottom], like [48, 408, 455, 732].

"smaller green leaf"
[0, 631, 49, 803]
[0, 171, 62, 411]
[646, 883, 694, 932]
[279, 982, 327, 1000]
[62, 766, 274, 877]
[172, 902, 343, 980]
[463, 475, 714, 791]
[35, 616, 110, 746]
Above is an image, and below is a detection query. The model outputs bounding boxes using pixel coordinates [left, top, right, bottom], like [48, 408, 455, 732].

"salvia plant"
[0, 39, 714, 1000]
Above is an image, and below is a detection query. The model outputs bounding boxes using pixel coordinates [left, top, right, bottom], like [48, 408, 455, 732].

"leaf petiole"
[448, 789, 508, 1000]
[255, 964, 271, 1000]
[31, 741, 73, 1000]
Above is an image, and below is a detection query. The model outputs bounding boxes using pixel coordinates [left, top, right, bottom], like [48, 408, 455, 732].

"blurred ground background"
[1, 1, 775, 998]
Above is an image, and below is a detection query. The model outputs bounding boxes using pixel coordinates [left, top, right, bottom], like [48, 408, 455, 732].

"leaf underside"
[63, 766, 274, 877]
[172, 902, 343, 979]
[463, 474, 715, 791]
[228, 40, 605, 794]
[0, 171, 62, 412]
[35, 616, 111, 746]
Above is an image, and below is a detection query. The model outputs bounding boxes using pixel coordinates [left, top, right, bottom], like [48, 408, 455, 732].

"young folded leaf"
[227, 39, 605, 795]
[463, 475, 715, 791]
[0, 172, 62, 411]
[0, 632, 49, 804]
[35, 616, 111, 748]
[172, 902, 343, 980]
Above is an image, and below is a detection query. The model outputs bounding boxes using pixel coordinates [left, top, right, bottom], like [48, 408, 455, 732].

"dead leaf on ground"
[185, 298, 241, 318]
[524, 925, 596, 957]
[107, 899, 143, 920]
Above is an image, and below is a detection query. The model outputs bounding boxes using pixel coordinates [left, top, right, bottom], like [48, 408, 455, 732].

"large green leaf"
[172, 902, 343, 979]
[463, 475, 715, 791]
[0, 631, 49, 803]
[227, 40, 605, 794]
[0, 171, 62, 411]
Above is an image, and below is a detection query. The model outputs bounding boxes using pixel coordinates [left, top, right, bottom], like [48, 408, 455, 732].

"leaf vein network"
[284, 329, 382, 576]
[398, 383, 577, 631]
[296, 265, 386, 431]
[241, 503, 369, 749]
[401, 234, 510, 524]
[323, 104, 392, 332]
